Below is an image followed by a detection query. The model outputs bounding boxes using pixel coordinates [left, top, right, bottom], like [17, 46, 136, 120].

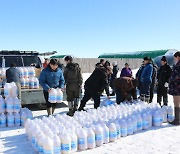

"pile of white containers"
[25, 100, 174, 154]
[18, 67, 39, 89]
[0, 82, 33, 127]
[48, 88, 63, 103]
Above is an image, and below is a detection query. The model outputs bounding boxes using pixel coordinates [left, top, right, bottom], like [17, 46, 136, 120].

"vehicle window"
[4, 56, 23, 67]
[22, 56, 41, 67]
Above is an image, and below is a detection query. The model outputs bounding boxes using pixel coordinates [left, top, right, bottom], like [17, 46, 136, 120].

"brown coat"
[113, 77, 137, 99]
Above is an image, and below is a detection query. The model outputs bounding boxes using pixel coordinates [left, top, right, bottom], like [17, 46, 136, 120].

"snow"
[0, 71, 180, 154]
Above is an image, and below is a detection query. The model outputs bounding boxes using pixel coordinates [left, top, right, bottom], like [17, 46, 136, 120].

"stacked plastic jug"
[48, 88, 63, 103]
[24, 99, 174, 153]
[18, 67, 39, 89]
[0, 82, 33, 127]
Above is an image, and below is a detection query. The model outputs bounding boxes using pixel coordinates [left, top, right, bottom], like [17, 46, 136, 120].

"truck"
[0, 50, 60, 109]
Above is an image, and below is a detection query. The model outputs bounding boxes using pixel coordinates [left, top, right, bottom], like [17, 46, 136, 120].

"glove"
[164, 82, 168, 88]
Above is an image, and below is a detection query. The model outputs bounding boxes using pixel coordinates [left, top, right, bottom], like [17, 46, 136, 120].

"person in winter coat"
[149, 60, 158, 103]
[39, 59, 65, 116]
[136, 61, 145, 95]
[157, 56, 172, 106]
[120, 63, 132, 78]
[113, 77, 138, 104]
[78, 66, 112, 110]
[139, 57, 153, 102]
[6, 63, 21, 99]
[64, 56, 83, 116]
[169, 51, 180, 125]
[110, 61, 119, 96]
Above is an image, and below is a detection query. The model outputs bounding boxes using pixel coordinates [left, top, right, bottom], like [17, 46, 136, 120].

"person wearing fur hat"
[139, 57, 153, 102]
[169, 51, 180, 125]
[157, 56, 172, 106]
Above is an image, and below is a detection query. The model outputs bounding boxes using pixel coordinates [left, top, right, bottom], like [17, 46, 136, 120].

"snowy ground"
[0, 71, 180, 154]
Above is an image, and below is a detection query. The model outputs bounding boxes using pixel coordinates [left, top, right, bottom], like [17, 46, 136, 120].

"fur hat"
[143, 56, 151, 61]
[161, 56, 167, 62]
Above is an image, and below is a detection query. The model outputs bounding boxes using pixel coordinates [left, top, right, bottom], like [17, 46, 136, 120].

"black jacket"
[64, 62, 83, 86]
[157, 63, 172, 86]
[6, 67, 20, 83]
[85, 67, 110, 96]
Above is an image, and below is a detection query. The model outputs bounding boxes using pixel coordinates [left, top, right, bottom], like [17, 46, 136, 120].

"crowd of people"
[4, 52, 180, 126]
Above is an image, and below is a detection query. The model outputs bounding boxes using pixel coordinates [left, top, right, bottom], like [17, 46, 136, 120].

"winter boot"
[52, 104, 56, 115]
[163, 97, 168, 106]
[169, 107, 180, 125]
[67, 101, 74, 116]
[47, 107, 52, 116]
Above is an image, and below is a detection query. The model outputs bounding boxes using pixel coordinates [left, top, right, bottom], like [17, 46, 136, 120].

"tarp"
[50, 55, 67, 58]
[98, 50, 169, 58]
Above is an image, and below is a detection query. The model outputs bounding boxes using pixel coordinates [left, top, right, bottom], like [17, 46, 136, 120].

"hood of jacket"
[66, 63, 79, 71]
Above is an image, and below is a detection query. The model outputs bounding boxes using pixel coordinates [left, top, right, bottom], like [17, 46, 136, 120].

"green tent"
[98, 50, 168, 58]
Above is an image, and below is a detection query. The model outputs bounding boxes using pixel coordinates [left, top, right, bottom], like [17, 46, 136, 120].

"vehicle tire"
[36, 103, 47, 110]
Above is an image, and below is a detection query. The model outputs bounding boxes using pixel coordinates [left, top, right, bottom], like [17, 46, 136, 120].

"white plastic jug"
[4, 83, 12, 98]
[115, 121, 121, 139]
[34, 77, 39, 89]
[21, 111, 28, 126]
[70, 131, 78, 152]
[77, 128, 88, 150]
[14, 112, 20, 127]
[101, 124, 109, 144]
[29, 77, 35, 89]
[167, 106, 175, 122]
[0, 96, 5, 113]
[94, 125, 103, 147]
[20, 78, 26, 87]
[13, 97, 21, 113]
[127, 118, 134, 135]
[23, 67, 29, 78]
[142, 113, 149, 130]
[43, 136, 53, 154]
[18, 67, 24, 78]
[153, 110, 162, 127]
[137, 114, 143, 131]
[37, 132, 45, 153]
[161, 106, 168, 123]
[7, 112, 15, 127]
[53, 135, 61, 154]
[56, 88, 63, 103]
[131, 115, 138, 133]
[5, 97, 14, 113]
[28, 67, 35, 78]
[120, 119, 127, 137]
[86, 127, 96, 149]
[48, 88, 57, 103]
[60, 132, 71, 154]
[11, 82, 18, 97]
[25, 78, 29, 87]
[0, 113, 6, 127]
[108, 123, 117, 142]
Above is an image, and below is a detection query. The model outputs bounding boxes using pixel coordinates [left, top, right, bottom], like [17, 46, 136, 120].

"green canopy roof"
[98, 50, 168, 58]
[50, 55, 67, 58]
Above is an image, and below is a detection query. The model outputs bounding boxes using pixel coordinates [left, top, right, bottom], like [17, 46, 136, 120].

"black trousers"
[43, 90, 57, 108]
[79, 87, 101, 109]
[149, 83, 155, 103]
[157, 85, 168, 106]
